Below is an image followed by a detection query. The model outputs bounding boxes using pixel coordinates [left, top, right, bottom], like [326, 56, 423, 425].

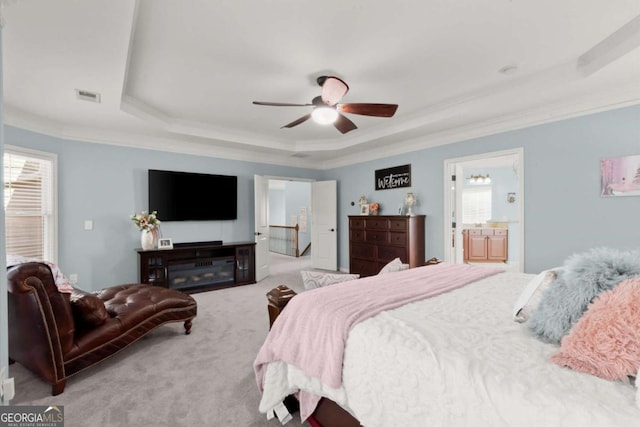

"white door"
[254, 174, 270, 281]
[311, 180, 337, 270]
[454, 164, 465, 263]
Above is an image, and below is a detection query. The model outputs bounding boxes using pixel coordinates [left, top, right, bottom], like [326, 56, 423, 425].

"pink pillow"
[550, 276, 640, 381]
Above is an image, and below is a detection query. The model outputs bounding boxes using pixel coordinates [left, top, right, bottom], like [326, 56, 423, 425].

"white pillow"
[301, 271, 360, 290]
[512, 269, 559, 322]
[378, 257, 410, 275]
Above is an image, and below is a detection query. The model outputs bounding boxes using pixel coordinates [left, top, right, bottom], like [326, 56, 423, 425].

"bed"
[254, 254, 640, 427]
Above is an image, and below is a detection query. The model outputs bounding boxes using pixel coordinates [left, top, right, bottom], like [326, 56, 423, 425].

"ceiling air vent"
[291, 153, 309, 158]
[75, 89, 101, 103]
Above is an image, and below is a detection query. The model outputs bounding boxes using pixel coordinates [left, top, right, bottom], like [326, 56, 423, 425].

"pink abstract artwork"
[601, 155, 640, 197]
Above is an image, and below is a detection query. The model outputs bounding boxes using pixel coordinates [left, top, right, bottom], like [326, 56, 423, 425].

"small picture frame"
[360, 204, 370, 215]
[158, 238, 173, 250]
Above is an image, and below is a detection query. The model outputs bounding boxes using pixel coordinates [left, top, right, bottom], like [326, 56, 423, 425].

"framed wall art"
[601, 155, 640, 197]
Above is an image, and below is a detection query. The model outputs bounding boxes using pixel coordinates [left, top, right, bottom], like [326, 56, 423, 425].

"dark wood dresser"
[348, 215, 425, 277]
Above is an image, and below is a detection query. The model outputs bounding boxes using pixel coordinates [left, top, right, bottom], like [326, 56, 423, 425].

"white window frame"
[4, 145, 58, 263]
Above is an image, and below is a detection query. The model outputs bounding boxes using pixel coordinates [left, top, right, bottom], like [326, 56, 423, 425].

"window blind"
[462, 186, 492, 224]
[4, 148, 56, 261]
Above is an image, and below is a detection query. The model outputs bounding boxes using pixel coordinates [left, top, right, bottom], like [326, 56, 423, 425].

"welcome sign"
[375, 164, 411, 190]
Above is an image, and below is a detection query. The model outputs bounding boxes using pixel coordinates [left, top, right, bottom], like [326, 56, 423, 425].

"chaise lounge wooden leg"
[184, 319, 193, 335]
[52, 379, 66, 396]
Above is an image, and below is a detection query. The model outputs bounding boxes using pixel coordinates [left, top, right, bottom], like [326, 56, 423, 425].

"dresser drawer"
[389, 232, 407, 246]
[389, 219, 407, 231]
[350, 258, 379, 277]
[351, 243, 375, 259]
[365, 218, 389, 230]
[377, 245, 406, 261]
[350, 228, 365, 242]
[350, 218, 365, 229]
[493, 229, 508, 236]
[365, 230, 389, 243]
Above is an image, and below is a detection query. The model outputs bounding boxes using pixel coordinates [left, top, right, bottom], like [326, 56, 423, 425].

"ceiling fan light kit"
[253, 75, 398, 134]
[311, 107, 339, 125]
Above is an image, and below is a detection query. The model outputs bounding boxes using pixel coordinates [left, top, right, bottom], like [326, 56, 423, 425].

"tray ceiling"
[2, 0, 640, 168]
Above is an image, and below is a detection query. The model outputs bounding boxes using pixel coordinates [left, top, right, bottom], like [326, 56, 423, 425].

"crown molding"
[6, 84, 640, 171]
[319, 88, 640, 169]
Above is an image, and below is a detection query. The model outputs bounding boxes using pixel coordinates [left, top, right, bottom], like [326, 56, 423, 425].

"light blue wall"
[284, 181, 311, 252]
[268, 188, 286, 224]
[5, 126, 322, 291]
[5, 105, 640, 286]
[323, 105, 640, 273]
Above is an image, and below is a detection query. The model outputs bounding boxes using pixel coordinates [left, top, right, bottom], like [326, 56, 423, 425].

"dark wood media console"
[137, 241, 255, 293]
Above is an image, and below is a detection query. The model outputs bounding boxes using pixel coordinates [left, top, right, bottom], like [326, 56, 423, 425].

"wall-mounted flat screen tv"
[148, 169, 237, 221]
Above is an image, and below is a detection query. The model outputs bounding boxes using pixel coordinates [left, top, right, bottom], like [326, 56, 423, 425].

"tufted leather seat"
[7, 262, 197, 395]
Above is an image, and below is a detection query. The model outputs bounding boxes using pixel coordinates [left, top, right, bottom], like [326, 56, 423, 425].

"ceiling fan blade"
[281, 113, 312, 129]
[253, 101, 311, 107]
[321, 76, 349, 106]
[334, 113, 358, 134]
[338, 103, 398, 117]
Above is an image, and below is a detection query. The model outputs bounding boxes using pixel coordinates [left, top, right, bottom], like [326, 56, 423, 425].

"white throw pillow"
[512, 269, 559, 322]
[378, 257, 410, 275]
[301, 270, 360, 290]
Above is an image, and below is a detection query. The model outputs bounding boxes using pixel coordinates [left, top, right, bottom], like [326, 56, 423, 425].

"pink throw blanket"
[254, 262, 504, 420]
[6, 255, 74, 293]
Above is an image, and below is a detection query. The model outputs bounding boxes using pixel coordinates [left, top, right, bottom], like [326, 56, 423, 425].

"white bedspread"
[259, 271, 640, 426]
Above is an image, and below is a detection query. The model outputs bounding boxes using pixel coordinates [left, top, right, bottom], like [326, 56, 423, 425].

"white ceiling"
[2, 0, 640, 169]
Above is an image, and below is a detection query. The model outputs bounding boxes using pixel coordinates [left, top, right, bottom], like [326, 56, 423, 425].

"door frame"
[254, 175, 321, 278]
[443, 148, 525, 272]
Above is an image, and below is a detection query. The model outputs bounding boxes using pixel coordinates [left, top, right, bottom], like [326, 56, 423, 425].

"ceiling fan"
[252, 76, 398, 134]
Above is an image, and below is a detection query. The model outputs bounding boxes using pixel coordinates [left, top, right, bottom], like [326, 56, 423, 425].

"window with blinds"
[4, 147, 57, 262]
[462, 186, 492, 224]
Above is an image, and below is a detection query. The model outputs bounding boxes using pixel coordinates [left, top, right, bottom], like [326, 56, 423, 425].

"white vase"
[141, 230, 156, 250]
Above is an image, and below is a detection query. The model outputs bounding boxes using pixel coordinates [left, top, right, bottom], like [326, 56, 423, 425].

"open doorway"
[443, 148, 524, 272]
[268, 179, 312, 258]
[254, 175, 337, 281]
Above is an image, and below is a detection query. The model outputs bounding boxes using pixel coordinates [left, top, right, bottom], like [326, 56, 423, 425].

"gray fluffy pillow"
[528, 247, 640, 344]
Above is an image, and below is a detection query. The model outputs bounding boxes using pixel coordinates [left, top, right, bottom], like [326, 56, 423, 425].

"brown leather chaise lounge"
[7, 262, 197, 395]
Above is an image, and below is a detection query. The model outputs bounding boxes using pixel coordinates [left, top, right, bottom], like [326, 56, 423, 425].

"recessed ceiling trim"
[577, 14, 640, 77]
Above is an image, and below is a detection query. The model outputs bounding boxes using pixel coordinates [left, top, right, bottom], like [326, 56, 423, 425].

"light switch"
[84, 220, 93, 230]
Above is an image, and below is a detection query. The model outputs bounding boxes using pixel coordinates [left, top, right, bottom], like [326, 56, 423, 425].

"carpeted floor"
[9, 253, 315, 427]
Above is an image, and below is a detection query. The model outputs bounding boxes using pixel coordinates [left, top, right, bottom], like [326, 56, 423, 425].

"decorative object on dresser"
[131, 210, 161, 250]
[158, 237, 173, 249]
[403, 192, 417, 216]
[137, 241, 255, 293]
[368, 202, 380, 215]
[348, 215, 425, 277]
[462, 228, 508, 262]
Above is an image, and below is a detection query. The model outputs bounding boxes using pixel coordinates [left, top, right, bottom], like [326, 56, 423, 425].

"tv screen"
[148, 169, 237, 221]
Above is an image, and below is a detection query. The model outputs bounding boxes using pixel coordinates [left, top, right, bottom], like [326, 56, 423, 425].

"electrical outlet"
[69, 274, 78, 284]
[84, 220, 93, 230]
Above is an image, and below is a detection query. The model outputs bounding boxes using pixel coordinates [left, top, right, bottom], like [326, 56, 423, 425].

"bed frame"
[266, 285, 362, 427]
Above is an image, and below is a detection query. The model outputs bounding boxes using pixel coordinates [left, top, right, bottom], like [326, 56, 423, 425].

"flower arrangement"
[369, 202, 380, 214]
[131, 210, 161, 232]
